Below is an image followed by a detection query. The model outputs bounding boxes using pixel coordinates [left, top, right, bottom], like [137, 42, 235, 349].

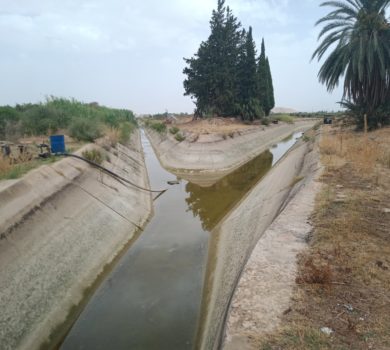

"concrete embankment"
[222, 133, 321, 349]
[195, 132, 319, 350]
[0, 130, 152, 350]
[146, 120, 317, 186]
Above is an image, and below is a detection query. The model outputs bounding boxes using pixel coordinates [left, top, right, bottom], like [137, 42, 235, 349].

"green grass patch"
[0, 157, 57, 180]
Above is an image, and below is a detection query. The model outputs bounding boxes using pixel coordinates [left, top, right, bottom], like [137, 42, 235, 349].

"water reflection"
[185, 150, 273, 231]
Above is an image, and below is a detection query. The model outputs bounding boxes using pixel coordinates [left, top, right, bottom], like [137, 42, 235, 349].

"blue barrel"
[50, 135, 66, 154]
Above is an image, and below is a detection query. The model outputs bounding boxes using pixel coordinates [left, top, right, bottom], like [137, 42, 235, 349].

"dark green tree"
[183, 0, 275, 119]
[184, 0, 241, 117]
[257, 39, 270, 115]
[237, 27, 264, 120]
[265, 57, 275, 114]
[312, 0, 390, 127]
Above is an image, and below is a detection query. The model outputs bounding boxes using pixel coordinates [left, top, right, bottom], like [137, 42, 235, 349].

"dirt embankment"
[146, 120, 317, 186]
[251, 126, 390, 350]
[0, 130, 152, 350]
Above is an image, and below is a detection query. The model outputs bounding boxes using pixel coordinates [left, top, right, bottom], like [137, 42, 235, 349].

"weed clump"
[175, 133, 185, 142]
[150, 122, 167, 133]
[169, 126, 180, 135]
[119, 122, 134, 145]
[82, 149, 104, 165]
[296, 256, 333, 285]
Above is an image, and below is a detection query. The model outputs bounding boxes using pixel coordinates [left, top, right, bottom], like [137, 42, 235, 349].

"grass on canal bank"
[258, 126, 390, 350]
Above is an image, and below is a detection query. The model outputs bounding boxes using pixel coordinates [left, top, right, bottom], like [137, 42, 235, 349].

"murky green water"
[61, 131, 302, 350]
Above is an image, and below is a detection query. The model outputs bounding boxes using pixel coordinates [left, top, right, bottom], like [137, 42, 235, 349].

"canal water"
[61, 131, 302, 350]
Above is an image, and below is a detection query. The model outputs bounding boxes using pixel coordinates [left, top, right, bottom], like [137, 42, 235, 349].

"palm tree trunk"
[364, 114, 368, 134]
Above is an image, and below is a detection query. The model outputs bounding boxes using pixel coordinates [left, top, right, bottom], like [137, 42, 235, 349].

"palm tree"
[312, 0, 390, 126]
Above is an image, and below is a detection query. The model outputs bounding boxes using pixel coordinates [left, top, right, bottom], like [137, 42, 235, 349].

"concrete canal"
[61, 131, 303, 350]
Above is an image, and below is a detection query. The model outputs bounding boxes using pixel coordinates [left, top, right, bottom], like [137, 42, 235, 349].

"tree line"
[183, 0, 275, 121]
[0, 97, 136, 142]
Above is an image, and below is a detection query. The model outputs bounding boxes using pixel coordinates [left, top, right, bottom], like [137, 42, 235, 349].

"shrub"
[119, 122, 134, 144]
[261, 118, 270, 126]
[274, 114, 295, 124]
[175, 133, 185, 142]
[69, 118, 103, 142]
[150, 122, 166, 133]
[82, 149, 103, 165]
[169, 126, 180, 135]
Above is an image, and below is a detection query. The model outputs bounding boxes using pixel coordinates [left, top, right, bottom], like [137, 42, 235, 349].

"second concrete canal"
[61, 131, 303, 350]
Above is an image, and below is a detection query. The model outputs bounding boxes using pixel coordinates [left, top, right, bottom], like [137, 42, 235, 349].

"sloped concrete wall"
[0, 130, 152, 350]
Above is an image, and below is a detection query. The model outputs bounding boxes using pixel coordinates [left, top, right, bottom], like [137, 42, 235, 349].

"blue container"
[50, 135, 66, 154]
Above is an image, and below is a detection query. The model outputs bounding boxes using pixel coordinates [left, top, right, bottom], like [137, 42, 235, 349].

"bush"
[119, 122, 134, 144]
[273, 114, 295, 124]
[150, 122, 167, 133]
[69, 118, 103, 142]
[169, 126, 180, 135]
[175, 133, 185, 142]
[82, 149, 103, 165]
[0, 97, 137, 141]
[261, 118, 270, 126]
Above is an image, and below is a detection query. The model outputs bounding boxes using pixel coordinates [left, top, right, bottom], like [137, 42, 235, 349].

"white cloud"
[0, 0, 343, 112]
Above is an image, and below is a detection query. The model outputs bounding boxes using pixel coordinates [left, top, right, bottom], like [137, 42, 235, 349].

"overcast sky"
[0, 0, 344, 114]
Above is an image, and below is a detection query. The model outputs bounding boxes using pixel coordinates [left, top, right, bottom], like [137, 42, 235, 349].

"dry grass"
[105, 127, 120, 147]
[258, 126, 390, 350]
[178, 117, 254, 135]
[0, 156, 12, 175]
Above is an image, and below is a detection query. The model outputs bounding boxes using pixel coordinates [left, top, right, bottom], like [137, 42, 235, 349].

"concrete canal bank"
[0, 130, 152, 350]
[223, 133, 321, 349]
[196, 133, 319, 350]
[146, 120, 317, 186]
[0, 123, 321, 350]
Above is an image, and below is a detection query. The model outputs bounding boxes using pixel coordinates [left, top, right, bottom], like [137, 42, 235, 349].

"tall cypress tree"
[265, 57, 275, 115]
[183, 0, 226, 117]
[184, 0, 243, 117]
[183, 1, 274, 119]
[257, 38, 269, 115]
[238, 27, 263, 120]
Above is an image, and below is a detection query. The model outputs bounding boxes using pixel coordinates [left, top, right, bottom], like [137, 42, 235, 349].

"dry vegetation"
[176, 117, 255, 135]
[259, 126, 390, 350]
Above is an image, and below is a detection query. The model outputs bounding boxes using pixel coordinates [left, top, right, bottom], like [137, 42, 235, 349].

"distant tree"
[312, 0, 390, 128]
